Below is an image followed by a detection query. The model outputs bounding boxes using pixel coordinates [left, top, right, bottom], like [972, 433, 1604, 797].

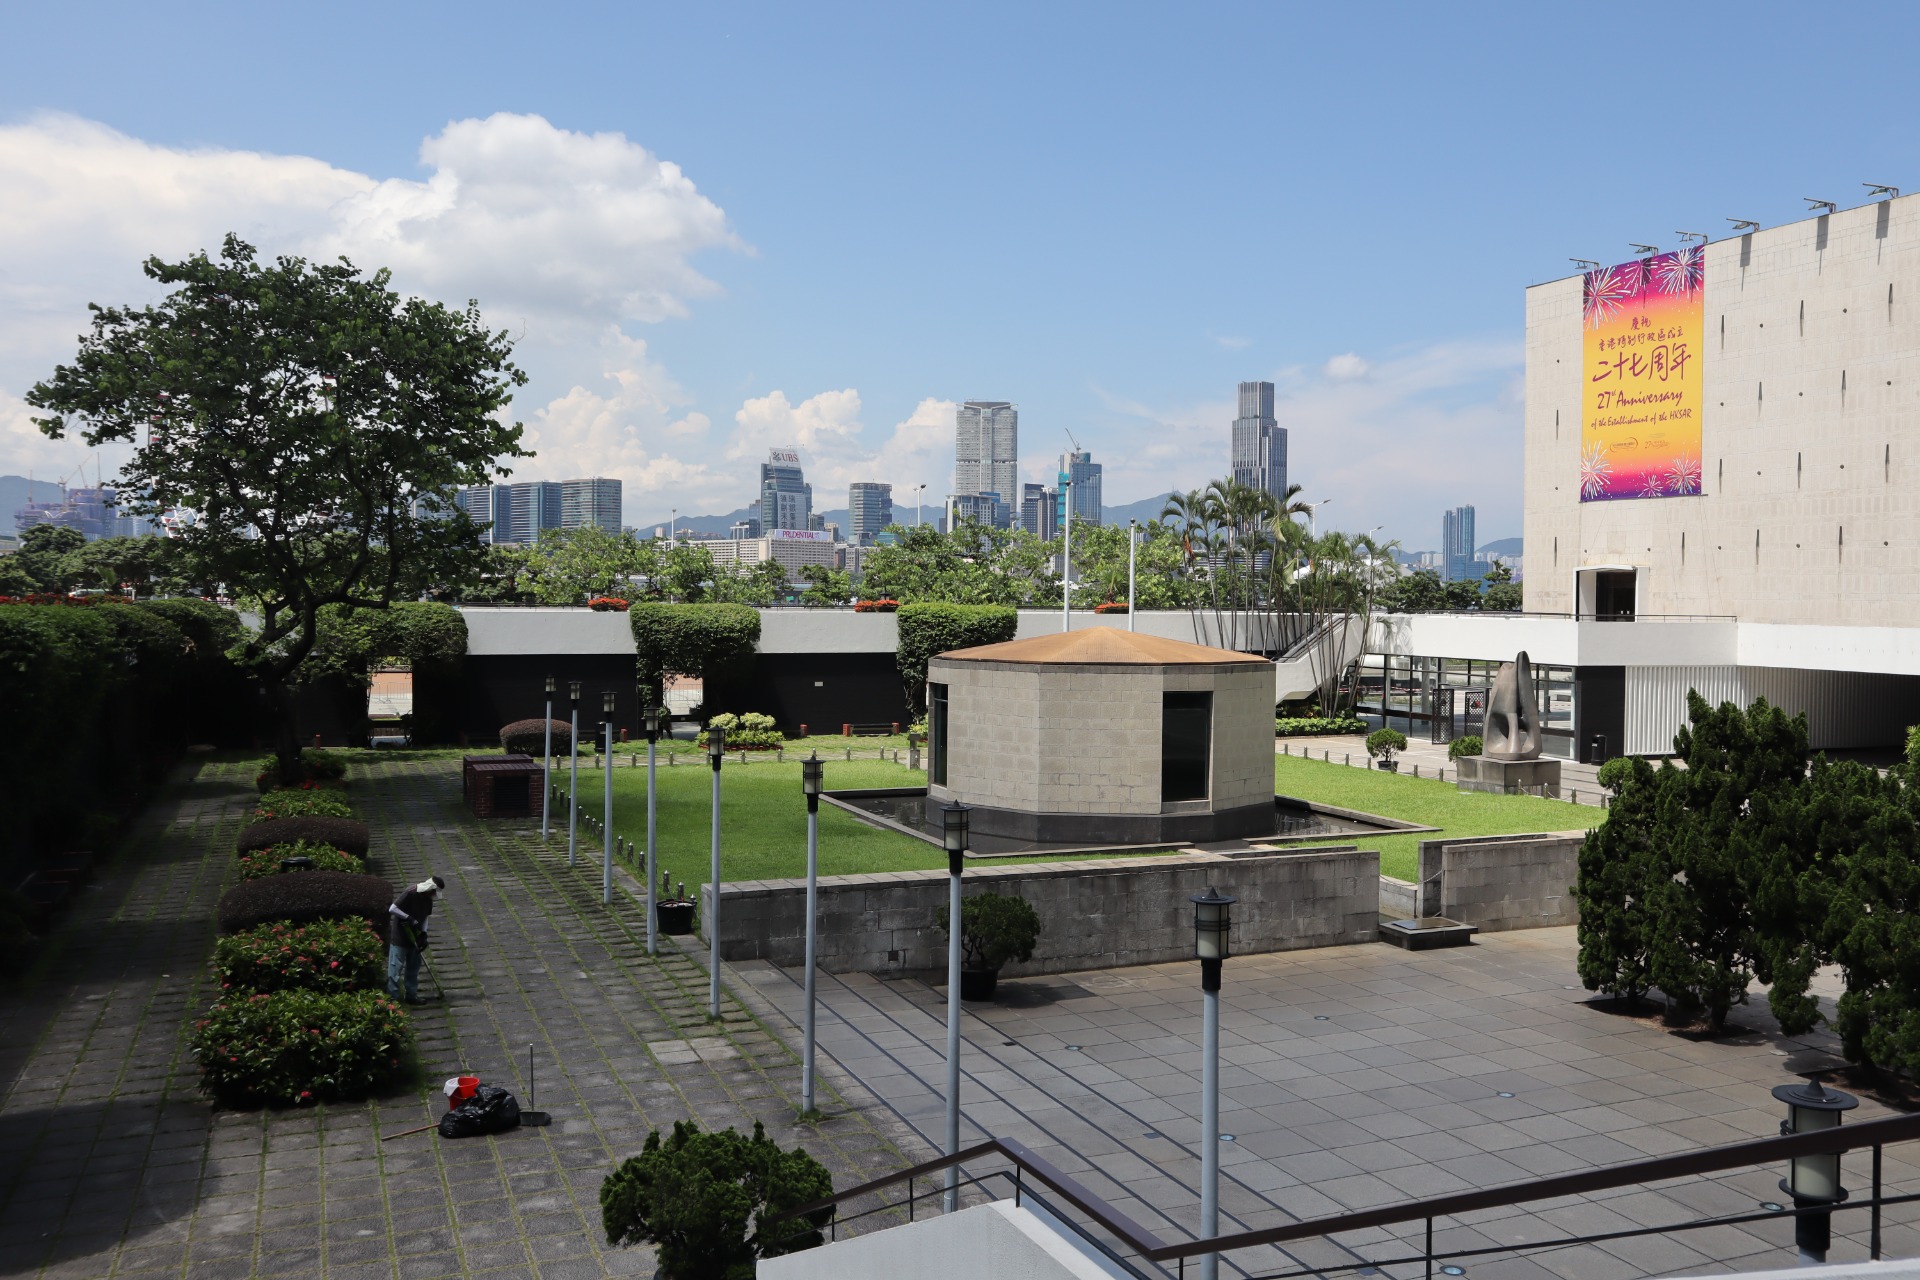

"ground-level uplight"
[1772, 1077, 1858, 1265]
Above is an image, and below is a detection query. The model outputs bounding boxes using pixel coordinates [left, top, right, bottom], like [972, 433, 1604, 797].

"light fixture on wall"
[1804, 198, 1838, 215]
[1864, 184, 1900, 199]
[1727, 218, 1761, 232]
[1570, 258, 1600, 271]
[1629, 243, 1660, 256]
[1677, 231, 1708, 245]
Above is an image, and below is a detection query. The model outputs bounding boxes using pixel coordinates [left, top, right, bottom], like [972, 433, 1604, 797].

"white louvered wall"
[1624, 666, 1920, 756]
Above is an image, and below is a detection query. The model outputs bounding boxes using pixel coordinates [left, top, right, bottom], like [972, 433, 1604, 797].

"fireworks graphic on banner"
[1652, 246, 1705, 297]
[1640, 473, 1667, 499]
[1665, 453, 1703, 495]
[1583, 266, 1635, 330]
[1580, 444, 1614, 499]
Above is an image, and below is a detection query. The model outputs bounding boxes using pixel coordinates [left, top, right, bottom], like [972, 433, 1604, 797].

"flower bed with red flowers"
[588, 596, 631, 612]
[1092, 601, 1131, 614]
[853, 598, 900, 613]
[213, 917, 384, 993]
[190, 988, 413, 1106]
[237, 842, 366, 881]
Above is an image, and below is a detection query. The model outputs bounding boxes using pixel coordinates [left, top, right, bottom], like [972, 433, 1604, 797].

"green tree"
[629, 602, 761, 711]
[28, 235, 527, 782]
[797, 564, 850, 607]
[0, 557, 36, 596]
[895, 601, 1017, 713]
[600, 1120, 831, 1279]
[1575, 755, 1668, 1004]
[12, 525, 87, 592]
[710, 558, 792, 607]
[519, 526, 654, 604]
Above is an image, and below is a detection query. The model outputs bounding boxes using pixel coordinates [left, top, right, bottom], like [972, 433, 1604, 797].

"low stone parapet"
[700, 846, 1380, 976]
[1415, 830, 1588, 930]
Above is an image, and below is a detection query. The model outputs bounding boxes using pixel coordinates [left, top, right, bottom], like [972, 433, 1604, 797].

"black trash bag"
[438, 1084, 522, 1139]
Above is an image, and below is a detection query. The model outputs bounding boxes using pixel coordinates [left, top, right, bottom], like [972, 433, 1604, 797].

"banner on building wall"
[1580, 249, 1704, 501]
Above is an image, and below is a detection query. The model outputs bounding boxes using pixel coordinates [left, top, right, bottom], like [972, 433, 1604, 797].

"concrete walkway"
[743, 930, 1920, 1280]
[0, 754, 921, 1280]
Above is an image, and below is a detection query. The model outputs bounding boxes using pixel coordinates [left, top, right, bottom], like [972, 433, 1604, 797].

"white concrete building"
[1373, 194, 1920, 759]
[704, 528, 839, 580]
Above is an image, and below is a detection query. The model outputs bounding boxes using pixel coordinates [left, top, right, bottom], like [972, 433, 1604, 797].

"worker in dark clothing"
[387, 876, 445, 1003]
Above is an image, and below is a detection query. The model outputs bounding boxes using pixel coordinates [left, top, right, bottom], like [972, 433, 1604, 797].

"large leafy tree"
[1574, 755, 1668, 1005]
[28, 235, 527, 781]
[518, 526, 656, 604]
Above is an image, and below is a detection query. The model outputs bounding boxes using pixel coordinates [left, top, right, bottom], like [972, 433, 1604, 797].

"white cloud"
[0, 111, 746, 516]
[1322, 352, 1371, 381]
[695, 391, 956, 516]
[1212, 334, 1252, 351]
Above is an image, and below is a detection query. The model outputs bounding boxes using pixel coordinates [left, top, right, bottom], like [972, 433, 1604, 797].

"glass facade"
[1352, 654, 1576, 760]
[1161, 690, 1213, 801]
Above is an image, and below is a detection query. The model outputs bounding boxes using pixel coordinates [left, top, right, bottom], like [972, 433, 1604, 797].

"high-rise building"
[13, 486, 155, 541]
[759, 449, 813, 531]
[559, 477, 622, 536]
[729, 517, 762, 540]
[947, 491, 1011, 531]
[1231, 381, 1289, 503]
[490, 481, 564, 545]
[454, 486, 495, 540]
[1442, 505, 1477, 582]
[1018, 482, 1057, 541]
[954, 401, 1018, 505]
[1058, 450, 1102, 527]
[848, 482, 893, 545]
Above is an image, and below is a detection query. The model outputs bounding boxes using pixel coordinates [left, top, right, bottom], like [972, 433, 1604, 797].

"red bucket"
[447, 1074, 480, 1109]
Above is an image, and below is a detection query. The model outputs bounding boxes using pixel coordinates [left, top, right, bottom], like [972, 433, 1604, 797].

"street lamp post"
[942, 800, 971, 1212]
[1061, 480, 1073, 633]
[801, 753, 825, 1114]
[601, 691, 616, 905]
[1192, 885, 1236, 1280]
[1128, 518, 1138, 632]
[567, 681, 582, 867]
[1307, 497, 1330, 539]
[1773, 1078, 1858, 1265]
[541, 675, 555, 840]
[915, 483, 926, 526]
[707, 724, 727, 1019]
[644, 704, 662, 956]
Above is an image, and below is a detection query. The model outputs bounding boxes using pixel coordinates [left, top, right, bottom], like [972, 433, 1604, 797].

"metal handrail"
[766, 1109, 1920, 1269]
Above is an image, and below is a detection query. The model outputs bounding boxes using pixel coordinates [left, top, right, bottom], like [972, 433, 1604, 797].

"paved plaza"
[743, 927, 1920, 1280]
[0, 755, 921, 1279]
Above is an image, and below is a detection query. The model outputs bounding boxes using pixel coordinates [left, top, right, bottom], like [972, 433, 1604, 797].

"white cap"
[418, 877, 444, 895]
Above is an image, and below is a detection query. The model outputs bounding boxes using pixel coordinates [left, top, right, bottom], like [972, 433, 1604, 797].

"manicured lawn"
[554, 755, 1159, 893]
[1273, 753, 1599, 882]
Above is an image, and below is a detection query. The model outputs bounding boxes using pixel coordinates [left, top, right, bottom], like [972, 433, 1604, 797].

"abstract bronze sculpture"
[1483, 651, 1544, 761]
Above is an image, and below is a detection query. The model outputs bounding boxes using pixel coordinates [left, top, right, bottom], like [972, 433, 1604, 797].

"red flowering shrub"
[236, 816, 371, 858]
[237, 842, 366, 881]
[190, 988, 413, 1106]
[254, 748, 350, 792]
[213, 917, 384, 993]
[853, 598, 899, 613]
[251, 788, 354, 821]
[588, 596, 631, 612]
[1093, 601, 1130, 614]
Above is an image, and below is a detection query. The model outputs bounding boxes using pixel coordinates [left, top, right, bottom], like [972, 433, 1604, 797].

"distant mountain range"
[1477, 537, 1522, 557]
[635, 492, 1179, 537]
[0, 475, 72, 533]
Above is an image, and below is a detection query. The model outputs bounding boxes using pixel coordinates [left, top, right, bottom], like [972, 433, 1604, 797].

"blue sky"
[3, 2, 1918, 547]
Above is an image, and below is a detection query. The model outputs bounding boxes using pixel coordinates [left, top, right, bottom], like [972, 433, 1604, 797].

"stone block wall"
[1416, 831, 1587, 931]
[700, 846, 1379, 976]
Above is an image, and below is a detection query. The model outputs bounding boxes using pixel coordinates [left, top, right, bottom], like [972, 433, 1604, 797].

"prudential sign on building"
[1579, 248, 1705, 502]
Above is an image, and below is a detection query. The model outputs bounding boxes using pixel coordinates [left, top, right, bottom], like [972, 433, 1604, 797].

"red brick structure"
[464, 754, 542, 819]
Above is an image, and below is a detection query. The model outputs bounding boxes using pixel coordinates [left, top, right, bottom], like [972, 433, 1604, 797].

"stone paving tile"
[742, 926, 1920, 1279]
[0, 755, 925, 1278]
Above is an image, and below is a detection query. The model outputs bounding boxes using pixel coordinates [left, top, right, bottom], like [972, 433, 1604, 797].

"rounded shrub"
[501, 718, 573, 755]
[254, 748, 351, 792]
[217, 871, 395, 939]
[699, 711, 782, 750]
[1365, 728, 1408, 761]
[251, 788, 354, 821]
[237, 842, 366, 880]
[1447, 734, 1484, 761]
[237, 816, 371, 858]
[214, 917, 385, 993]
[190, 988, 413, 1107]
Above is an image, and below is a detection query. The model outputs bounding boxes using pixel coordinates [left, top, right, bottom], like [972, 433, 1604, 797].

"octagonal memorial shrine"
[924, 629, 1277, 845]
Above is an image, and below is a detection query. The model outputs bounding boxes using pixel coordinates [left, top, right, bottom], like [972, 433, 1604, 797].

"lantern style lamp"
[642, 704, 664, 955]
[1772, 1078, 1858, 1265]
[706, 721, 726, 1017]
[600, 691, 616, 903]
[940, 798, 972, 1211]
[541, 675, 557, 839]
[942, 800, 971, 877]
[644, 704, 661, 743]
[708, 723, 727, 765]
[1191, 885, 1236, 1280]
[800, 752, 826, 1113]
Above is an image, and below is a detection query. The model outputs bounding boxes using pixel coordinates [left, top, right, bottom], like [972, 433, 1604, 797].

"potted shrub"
[601, 1120, 831, 1274]
[1447, 734, 1483, 761]
[937, 891, 1041, 1001]
[1366, 728, 1408, 772]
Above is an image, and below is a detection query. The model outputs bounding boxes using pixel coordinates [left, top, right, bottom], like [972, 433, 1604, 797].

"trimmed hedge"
[251, 788, 355, 821]
[213, 917, 385, 993]
[630, 602, 761, 706]
[237, 842, 366, 880]
[700, 711, 782, 750]
[501, 718, 573, 755]
[1447, 734, 1484, 761]
[1275, 716, 1366, 736]
[237, 816, 371, 858]
[895, 602, 1017, 714]
[133, 597, 252, 746]
[190, 988, 413, 1106]
[217, 870, 394, 939]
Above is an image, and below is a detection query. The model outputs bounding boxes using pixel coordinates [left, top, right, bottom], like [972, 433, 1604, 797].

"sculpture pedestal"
[1453, 755, 1562, 796]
